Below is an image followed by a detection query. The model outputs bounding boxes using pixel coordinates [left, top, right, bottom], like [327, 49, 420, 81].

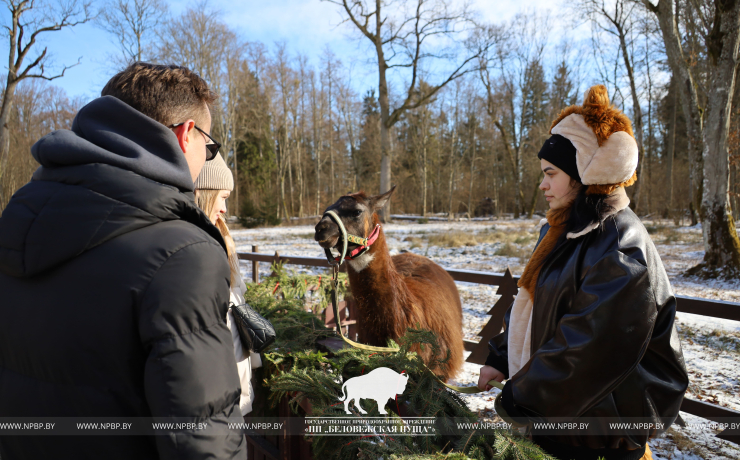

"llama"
[314, 187, 463, 381]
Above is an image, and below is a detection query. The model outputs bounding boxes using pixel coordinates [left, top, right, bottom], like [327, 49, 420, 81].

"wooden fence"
[238, 248, 740, 458]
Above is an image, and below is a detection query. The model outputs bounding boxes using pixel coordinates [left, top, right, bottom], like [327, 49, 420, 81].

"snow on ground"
[232, 217, 740, 459]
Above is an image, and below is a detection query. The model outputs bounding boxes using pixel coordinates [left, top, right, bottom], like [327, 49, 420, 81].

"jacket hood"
[0, 97, 223, 278]
[32, 95, 194, 192]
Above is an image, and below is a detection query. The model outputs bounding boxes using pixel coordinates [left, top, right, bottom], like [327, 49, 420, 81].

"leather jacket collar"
[566, 186, 630, 239]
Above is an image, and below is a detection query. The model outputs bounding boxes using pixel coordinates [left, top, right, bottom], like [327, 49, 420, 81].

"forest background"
[0, 0, 739, 275]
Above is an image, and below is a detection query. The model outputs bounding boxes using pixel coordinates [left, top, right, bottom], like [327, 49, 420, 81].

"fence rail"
[238, 251, 740, 322]
[238, 249, 740, 446]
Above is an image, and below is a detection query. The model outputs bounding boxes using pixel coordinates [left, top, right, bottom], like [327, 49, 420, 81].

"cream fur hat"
[194, 153, 233, 191]
[550, 85, 638, 188]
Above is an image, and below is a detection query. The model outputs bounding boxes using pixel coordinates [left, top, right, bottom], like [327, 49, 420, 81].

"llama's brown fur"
[319, 193, 464, 381]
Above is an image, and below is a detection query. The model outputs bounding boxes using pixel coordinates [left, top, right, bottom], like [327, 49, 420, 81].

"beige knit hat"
[194, 153, 233, 191]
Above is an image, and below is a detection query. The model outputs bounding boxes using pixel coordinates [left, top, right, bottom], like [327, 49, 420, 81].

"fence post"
[466, 268, 518, 365]
[252, 245, 259, 283]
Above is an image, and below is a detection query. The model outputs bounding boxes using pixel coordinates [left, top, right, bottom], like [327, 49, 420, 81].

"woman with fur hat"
[477, 85, 688, 460]
[195, 153, 262, 416]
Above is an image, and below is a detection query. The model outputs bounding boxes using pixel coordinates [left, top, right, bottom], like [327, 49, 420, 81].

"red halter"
[338, 224, 381, 261]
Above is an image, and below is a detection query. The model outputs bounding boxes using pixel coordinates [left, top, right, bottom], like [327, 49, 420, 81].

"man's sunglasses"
[169, 123, 221, 161]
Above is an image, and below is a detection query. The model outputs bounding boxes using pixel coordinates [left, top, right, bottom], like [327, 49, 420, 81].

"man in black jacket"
[0, 63, 246, 459]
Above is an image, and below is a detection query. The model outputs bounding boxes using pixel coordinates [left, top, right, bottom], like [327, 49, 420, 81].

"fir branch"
[250, 272, 552, 460]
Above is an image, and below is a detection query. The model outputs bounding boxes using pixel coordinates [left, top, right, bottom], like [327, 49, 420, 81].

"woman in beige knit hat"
[195, 152, 262, 417]
[477, 86, 687, 460]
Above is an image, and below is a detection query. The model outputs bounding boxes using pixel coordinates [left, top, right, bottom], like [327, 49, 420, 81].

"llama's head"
[314, 186, 396, 251]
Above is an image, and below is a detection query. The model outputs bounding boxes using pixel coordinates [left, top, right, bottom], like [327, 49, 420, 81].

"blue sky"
[0, 0, 559, 102]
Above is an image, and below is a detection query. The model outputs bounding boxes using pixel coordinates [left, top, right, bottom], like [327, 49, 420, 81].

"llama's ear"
[369, 185, 396, 211]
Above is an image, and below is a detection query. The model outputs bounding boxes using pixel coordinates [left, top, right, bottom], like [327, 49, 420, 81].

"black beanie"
[537, 134, 581, 183]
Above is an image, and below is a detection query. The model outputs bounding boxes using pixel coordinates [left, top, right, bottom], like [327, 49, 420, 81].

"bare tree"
[335, 70, 362, 192]
[579, 0, 648, 212]
[310, 66, 325, 215]
[156, 5, 250, 218]
[270, 43, 301, 219]
[480, 13, 548, 218]
[156, 5, 228, 84]
[322, 48, 339, 201]
[0, 79, 79, 210]
[644, 0, 740, 277]
[96, 0, 167, 66]
[326, 0, 492, 221]
[0, 0, 92, 203]
[446, 78, 464, 219]
[406, 80, 437, 216]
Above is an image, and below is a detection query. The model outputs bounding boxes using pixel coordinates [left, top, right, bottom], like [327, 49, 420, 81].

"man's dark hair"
[101, 62, 217, 127]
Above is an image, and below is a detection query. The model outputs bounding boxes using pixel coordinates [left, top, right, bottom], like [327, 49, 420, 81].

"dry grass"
[404, 236, 425, 249]
[402, 226, 538, 263]
[665, 427, 711, 457]
[645, 224, 702, 245]
[494, 242, 532, 261]
[427, 231, 479, 247]
[421, 227, 539, 248]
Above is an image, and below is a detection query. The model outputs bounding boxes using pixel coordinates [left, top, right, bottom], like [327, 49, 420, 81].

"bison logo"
[338, 367, 409, 415]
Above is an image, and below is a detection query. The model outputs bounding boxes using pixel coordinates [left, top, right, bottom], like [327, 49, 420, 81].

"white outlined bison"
[338, 368, 409, 415]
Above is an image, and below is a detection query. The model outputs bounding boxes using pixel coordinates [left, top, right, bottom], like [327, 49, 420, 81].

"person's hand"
[478, 365, 505, 391]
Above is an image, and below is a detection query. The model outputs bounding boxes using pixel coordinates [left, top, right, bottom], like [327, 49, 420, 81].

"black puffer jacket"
[486, 196, 688, 459]
[0, 96, 246, 459]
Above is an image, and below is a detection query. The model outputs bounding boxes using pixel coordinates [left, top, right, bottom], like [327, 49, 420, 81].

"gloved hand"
[494, 382, 529, 428]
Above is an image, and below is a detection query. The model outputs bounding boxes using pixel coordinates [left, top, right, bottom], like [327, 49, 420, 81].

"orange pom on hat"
[549, 85, 638, 193]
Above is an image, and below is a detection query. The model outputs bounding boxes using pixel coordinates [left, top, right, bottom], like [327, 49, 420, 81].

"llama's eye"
[352, 210, 363, 218]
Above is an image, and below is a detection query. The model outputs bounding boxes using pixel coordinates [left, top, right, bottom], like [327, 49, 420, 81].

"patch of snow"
[677, 313, 740, 334]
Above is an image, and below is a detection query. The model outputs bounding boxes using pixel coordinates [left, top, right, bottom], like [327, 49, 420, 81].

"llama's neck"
[346, 226, 411, 338]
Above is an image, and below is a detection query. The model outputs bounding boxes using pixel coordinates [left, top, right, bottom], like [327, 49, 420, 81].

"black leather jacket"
[486, 206, 688, 455]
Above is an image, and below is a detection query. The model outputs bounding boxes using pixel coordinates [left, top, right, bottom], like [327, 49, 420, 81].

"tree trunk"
[448, 104, 459, 220]
[315, 100, 322, 215]
[0, 79, 18, 189]
[644, 0, 703, 225]
[698, 0, 740, 275]
[515, 146, 523, 218]
[616, 25, 645, 213]
[422, 145, 428, 216]
[233, 144, 239, 217]
[287, 141, 295, 217]
[467, 124, 476, 219]
[646, 71, 652, 216]
[667, 87, 677, 211]
[377, 35, 392, 221]
[527, 171, 544, 218]
[328, 72, 335, 201]
[297, 142, 304, 217]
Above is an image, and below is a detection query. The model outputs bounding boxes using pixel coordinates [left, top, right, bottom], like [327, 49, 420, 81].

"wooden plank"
[252, 245, 260, 283]
[316, 337, 348, 354]
[676, 296, 740, 322]
[244, 433, 280, 460]
[463, 339, 478, 352]
[680, 397, 740, 423]
[680, 398, 740, 445]
[236, 252, 740, 321]
[446, 268, 508, 285]
[238, 253, 347, 273]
